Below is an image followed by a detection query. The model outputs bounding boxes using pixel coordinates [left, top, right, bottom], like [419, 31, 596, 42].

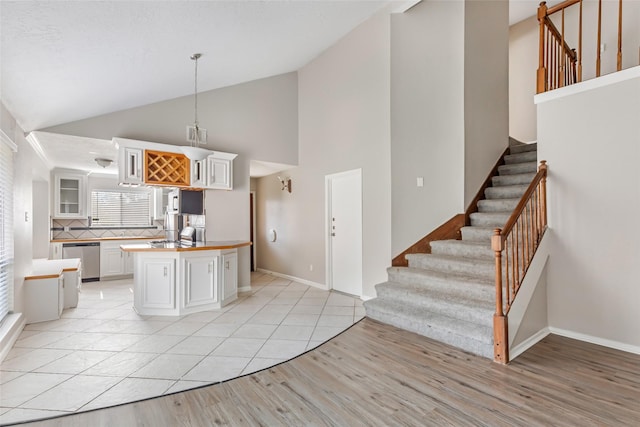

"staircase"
[364, 143, 538, 358]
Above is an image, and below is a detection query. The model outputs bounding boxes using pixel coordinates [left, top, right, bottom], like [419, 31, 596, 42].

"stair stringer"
[507, 229, 552, 360]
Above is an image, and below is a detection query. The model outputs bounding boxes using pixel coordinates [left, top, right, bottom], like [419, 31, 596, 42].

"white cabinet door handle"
[225, 261, 229, 270]
[208, 263, 212, 274]
[163, 266, 168, 277]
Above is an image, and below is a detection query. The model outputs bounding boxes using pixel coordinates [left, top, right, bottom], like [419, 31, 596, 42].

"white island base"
[121, 241, 249, 316]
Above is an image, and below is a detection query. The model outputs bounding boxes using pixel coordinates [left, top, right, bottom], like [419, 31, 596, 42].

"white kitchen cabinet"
[24, 271, 63, 324]
[206, 156, 233, 190]
[183, 255, 218, 308]
[124, 250, 135, 274]
[101, 239, 154, 278]
[221, 250, 238, 304]
[191, 158, 208, 188]
[100, 241, 125, 277]
[53, 171, 87, 218]
[49, 242, 63, 260]
[118, 147, 144, 186]
[140, 258, 175, 309]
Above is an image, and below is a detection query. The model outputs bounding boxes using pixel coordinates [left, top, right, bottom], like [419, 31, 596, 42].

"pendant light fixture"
[182, 52, 211, 160]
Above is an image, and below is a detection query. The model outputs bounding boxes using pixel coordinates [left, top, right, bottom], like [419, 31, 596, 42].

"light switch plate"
[417, 177, 424, 187]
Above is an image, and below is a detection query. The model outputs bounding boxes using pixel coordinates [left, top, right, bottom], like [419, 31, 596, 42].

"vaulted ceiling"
[1, 1, 539, 133]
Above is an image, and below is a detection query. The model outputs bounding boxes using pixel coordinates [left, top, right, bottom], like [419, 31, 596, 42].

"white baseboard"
[361, 295, 374, 301]
[0, 313, 25, 363]
[238, 286, 252, 293]
[256, 268, 328, 291]
[549, 327, 640, 356]
[509, 327, 551, 361]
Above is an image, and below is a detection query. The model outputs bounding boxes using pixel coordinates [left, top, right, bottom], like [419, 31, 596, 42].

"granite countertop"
[120, 240, 251, 252]
[51, 236, 164, 243]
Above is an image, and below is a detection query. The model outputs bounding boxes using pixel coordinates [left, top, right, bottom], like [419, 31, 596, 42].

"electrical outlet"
[309, 264, 313, 272]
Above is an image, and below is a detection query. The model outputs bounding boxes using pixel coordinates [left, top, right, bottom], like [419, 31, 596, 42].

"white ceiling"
[0, 0, 541, 176]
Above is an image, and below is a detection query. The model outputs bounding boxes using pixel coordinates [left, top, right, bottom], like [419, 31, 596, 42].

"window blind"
[90, 190, 151, 227]
[0, 132, 16, 322]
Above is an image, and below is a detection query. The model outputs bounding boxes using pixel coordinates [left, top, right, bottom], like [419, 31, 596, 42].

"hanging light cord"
[191, 53, 201, 145]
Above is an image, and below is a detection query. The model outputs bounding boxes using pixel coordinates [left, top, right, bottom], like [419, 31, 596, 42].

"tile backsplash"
[51, 219, 164, 240]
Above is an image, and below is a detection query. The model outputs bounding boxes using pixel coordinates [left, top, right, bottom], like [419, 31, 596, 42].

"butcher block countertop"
[120, 240, 251, 252]
[51, 236, 164, 243]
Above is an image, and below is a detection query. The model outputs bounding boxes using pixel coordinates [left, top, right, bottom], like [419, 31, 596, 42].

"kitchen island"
[120, 241, 251, 316]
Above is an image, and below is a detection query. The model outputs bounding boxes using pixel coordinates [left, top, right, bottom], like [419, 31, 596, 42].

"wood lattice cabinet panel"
[144, 150, 190, 187]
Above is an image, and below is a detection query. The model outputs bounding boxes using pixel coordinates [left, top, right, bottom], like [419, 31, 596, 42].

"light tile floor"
[0, 271, 364, 425]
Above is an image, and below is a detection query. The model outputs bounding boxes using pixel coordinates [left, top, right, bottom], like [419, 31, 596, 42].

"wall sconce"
[277, 176, 292, 193]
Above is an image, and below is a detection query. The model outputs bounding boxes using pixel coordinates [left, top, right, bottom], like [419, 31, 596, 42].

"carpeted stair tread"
[509, 142, 537, 154]
[406, 253, 494, 279]
[469, 212, 511, 227]
[485, 184, 528, 199]
[460, 226, 495, 242]
[498, 162, 537, 175]
[363, 142, 537, 360]
[504, 150, 537, 164]
[477, 198, 519, 213]
[374, 281, 494, 325]
[364, 299, 493, 358]
[492, 173, 536, 187]
[429, 239, 494, 260]
[387, 266, 494, 300]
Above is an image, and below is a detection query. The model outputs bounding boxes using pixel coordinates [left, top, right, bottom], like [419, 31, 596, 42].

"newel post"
[537, 1, 548, 93]
[492, 228, 508, 364]
[539, 160, 548, 227]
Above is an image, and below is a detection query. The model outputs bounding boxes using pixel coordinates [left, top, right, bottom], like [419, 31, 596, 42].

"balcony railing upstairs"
[537, 0, 625, 93]
[491, 161, 548, 364]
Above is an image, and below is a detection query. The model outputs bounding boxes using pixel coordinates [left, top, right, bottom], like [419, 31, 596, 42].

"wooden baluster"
[596, 0, 602, 77]
[492, 229, 508, 364]
[520, 219, 525, 282]
[524, 206, 530, 269]
[537, 2, 548, 93]
[510, 231, 516, 302]
[617, 0, 623, 71]
[560, 9, 565, 87]
[551, 38, 556, 89]
[578, 0, 583, 81]
[540, 161, 548, 227]
[505, 236, 511, 306]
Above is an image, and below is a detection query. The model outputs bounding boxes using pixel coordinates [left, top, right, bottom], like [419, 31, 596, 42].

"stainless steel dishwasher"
[62, 242, 100, 282]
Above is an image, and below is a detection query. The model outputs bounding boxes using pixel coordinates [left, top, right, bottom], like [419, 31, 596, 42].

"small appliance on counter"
[180, 226, 196, 247]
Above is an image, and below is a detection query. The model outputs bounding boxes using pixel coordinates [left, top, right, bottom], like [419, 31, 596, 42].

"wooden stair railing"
[537, 0, 625, 93]
[491, 161, 548, 364]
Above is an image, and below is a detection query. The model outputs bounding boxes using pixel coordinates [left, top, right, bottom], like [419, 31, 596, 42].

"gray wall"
[509, 16, 538, 142]
[1, 103, 50, 313]
[43, 73, 299, 289]
[390, 0, 508, 255]
[463, 0, 509, 208]
[45, 72, 299, 165]
[390, 0, 465, 255]
[32, 180, 50, 259]
[538, 69, 640, 349]
[257, 8, 392, 298]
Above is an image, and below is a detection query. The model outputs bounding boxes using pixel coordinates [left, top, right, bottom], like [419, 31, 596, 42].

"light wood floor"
[16, 318, 640, 426]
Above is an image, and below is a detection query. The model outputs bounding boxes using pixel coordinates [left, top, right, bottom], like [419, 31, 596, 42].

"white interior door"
[327, 169, 362, 296]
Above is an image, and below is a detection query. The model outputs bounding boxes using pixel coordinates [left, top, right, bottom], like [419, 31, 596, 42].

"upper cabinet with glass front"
[53, 171, 88, 218]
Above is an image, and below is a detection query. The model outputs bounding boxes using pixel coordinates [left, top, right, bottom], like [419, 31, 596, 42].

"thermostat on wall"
[268, 229, 277, 242]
